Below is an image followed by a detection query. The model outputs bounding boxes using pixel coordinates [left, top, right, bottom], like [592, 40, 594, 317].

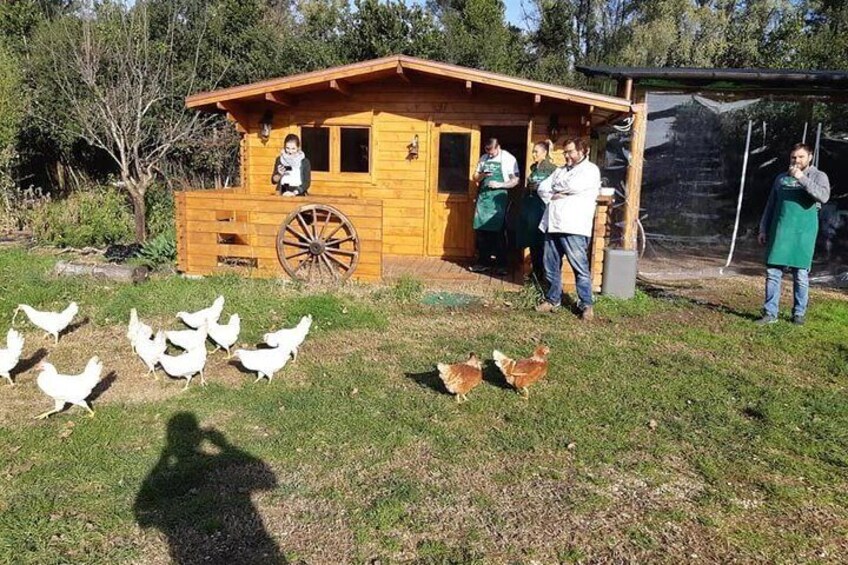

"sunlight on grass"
[0, 248, 846, 563]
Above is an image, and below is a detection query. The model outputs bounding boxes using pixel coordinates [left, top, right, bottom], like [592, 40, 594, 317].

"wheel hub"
[308, 239, 325, 255]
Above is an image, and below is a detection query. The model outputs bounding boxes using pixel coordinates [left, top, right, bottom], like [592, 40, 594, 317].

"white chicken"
[13, 302, 79, 344]
[136, 330, 167, 378]
[165, 322, 208, 351]
[262, 314, 312, 362]
[127, 308, 153, 353]
[177, 295, 225, 329]
[208, 314, 240, 358]
[159, 345, 207, 390]
[0, 329, 25, 386]
[35, 356, 103, 419]
[234, 344, 294, 383]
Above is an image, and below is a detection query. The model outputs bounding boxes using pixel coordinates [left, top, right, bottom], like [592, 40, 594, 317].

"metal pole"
[815, 123, 822, 168]
[802, 122, 808, 144]
[723, 120, 754, 272]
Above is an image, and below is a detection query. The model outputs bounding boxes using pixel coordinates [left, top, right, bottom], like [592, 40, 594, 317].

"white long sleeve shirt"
[537, 158, 601, 237]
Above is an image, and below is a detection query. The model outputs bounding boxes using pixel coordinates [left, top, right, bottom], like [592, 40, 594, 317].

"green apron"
[473, 158, 508, 232]
[516, 160, 556, 249]
[766, 174, 819, 269]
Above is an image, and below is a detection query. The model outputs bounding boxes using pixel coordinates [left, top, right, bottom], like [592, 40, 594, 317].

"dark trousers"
[475, 229, 506, 268]
[529, 242, 545, 284]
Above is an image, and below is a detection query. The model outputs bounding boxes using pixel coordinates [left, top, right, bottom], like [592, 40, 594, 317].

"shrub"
[29, 185, 134, 247]
[145, 183, 175, 239]
[137, 231, 176, 268]
[391, 274, 424, 303]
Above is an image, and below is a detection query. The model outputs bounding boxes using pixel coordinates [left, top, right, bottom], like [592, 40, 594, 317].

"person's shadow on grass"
[134, 412, 286, 564]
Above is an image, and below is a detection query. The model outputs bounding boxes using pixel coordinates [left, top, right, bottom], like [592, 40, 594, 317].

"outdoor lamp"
[548, 114, 560, 142]
[259, 111, 274, 143]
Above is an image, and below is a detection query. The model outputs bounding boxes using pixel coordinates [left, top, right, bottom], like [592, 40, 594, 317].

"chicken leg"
[36, 400, 65, 420]
[3, 375, 14, 386]
[76, 401, 95, 417]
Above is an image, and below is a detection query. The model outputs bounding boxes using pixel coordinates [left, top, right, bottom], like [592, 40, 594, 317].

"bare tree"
[36, 2, 211, 242]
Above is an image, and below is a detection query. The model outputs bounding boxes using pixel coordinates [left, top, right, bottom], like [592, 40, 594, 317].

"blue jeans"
[764, 266, 809, 318]
[544, 233, 593, 309]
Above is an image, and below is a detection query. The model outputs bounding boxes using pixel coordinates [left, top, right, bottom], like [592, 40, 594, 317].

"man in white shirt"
[469, 138, 520, 275]
[534, 138, 601, 320]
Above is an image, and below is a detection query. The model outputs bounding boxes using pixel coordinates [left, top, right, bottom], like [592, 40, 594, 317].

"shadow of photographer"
[134, 412, 286, 564]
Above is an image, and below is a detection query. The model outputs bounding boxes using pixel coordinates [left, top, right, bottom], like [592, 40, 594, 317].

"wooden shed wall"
[175, 191, 383, 281]
[238, 78, 589, 258]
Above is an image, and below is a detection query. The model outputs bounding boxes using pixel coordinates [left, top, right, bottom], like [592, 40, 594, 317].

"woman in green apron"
[516, 141, 557, 284]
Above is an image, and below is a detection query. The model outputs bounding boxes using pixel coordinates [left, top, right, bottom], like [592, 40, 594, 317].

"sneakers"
[754, 314, 778, 325]
[580, 306, 594, 321]
[534, 301, 560, 313]
[792, 315, 805, 326]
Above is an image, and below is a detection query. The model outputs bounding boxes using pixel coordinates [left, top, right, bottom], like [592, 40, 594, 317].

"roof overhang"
[186, 55, 633, 122]
[577, 65, 848, 99]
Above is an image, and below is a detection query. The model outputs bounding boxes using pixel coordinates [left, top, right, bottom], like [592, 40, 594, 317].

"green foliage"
[390, 274, 425, 303]
[0, 39, 24, 152]
[137, 231, 177, 268]
[341, 0, 445, 60]
[144, 184, 175, 239]
[29, 185, 134, 248]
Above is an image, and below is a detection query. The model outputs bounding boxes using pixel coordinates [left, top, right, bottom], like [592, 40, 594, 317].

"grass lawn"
[0, 247, 846, 564]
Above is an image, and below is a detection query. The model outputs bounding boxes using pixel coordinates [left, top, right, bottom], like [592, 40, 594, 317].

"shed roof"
[576, 65, 848, 97]
[186, 55, 633, 119]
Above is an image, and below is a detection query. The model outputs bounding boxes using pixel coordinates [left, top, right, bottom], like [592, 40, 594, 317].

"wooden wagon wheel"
[276, 204, 361, 283]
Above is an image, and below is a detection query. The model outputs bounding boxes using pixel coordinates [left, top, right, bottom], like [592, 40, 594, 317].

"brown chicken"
[436, 352, 483, 403]
[492, 345, 550, 398]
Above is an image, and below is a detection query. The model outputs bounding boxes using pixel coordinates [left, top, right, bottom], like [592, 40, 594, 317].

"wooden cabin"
[177, 55, 634, 288]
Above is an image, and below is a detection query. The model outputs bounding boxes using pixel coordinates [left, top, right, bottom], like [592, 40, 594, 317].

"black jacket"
[271, 157, 312, 195]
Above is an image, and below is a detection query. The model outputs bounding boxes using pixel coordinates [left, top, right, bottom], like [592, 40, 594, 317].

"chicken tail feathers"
[492, 350, 511, 370]
[6, 329, 24, 357]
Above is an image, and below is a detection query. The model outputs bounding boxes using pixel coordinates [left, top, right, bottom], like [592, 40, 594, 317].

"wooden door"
[427, 124, 480, 258]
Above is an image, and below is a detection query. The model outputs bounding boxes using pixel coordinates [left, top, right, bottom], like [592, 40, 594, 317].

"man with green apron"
[470, 138, 520, 274]
[756, 143, 830, 325]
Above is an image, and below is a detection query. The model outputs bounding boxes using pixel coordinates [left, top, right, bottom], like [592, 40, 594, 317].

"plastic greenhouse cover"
[602, 92, 848, 286]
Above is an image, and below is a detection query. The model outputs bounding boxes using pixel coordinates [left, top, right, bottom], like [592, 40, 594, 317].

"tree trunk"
[54, 261, 150, 283]
[125, 179, 149, 243]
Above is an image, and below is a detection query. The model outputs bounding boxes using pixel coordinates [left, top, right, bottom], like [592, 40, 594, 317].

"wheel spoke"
[306, 255, 315, 281]
[295, 213, 314, 240]
[320, 253, 340, 280]
[324, 221, 345, 241]
[281, 238, 310, 249]
[325, 250, 351, 271]
[326, 234, 355, 247]
[325, 247, 358, 257]
[317, 210, 332, 239]
[285, 249, 311, 260]
[285, 224, 310, 243]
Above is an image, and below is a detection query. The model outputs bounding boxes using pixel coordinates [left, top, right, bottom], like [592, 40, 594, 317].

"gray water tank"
[602, 249, 637, 299]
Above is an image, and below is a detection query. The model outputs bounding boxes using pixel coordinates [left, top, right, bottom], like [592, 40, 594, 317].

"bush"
[29, 185, 134, 247]
[137, 231, 176, 268]
[145, 183, 174, 239]
[390, 274, 424, 303]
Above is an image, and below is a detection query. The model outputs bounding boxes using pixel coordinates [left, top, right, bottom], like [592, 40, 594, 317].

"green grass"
[0, 247, 846, 563]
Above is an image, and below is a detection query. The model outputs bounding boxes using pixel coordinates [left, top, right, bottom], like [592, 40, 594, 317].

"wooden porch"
[382, 255, 525, 291]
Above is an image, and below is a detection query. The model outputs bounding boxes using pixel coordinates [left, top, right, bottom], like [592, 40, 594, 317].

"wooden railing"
[175, 189, 383, 281]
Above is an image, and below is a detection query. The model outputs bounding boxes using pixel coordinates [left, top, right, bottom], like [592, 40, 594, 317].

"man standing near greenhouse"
[756, 143, 830, 325]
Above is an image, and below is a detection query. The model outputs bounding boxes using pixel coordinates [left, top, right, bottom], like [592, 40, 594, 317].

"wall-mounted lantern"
[406, 134, 419, 160]
[548, 114, 560, 142]
[259, 110, 274, 144]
